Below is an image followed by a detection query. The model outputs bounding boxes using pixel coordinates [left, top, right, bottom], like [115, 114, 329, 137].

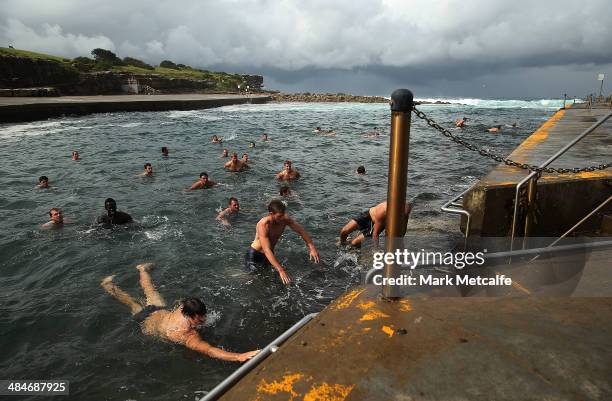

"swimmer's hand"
[238, 349, 260, 362]
[309, 245, 320, 263]
[277, 267, 291, 285]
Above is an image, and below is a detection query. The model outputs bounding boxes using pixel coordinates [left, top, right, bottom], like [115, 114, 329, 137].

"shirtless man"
[38, 176, 49, 189]
[189, 172, 216, 190]
[220, 149, 229, 158]
[340, 201, 412, 247]
[211, 135, 222, 143]
[261, 133, 269, 141]
[42, 207, 64, 229]
[249, 142, 256, 148]
[488, 125, 502, 133]
[224, 153, 247, 172]
[101, 263, 258, 362]
[241, 153, 250, 165]
[216, 197, 240, 226]
[96, 198, 133, 226]
[455, 117, 467, 128]
[244, 200, 320, 284]
[276, 160, 300, 180]
[138, 163, 153, 177]
[161, 147, 169, 157]
[71, 151, 80, 160]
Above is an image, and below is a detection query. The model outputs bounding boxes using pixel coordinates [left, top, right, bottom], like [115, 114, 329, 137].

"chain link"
[412, 107, 611, 174]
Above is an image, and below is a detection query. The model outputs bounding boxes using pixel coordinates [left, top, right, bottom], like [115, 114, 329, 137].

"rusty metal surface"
[218, 286, 612, 401]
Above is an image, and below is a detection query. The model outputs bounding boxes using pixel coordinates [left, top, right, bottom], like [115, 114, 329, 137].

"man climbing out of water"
[245, 200, 320, 284]
[224, 153, 248, 172]
[216, 197, 240, 226]
[455, 117, 468, 128]
[42, 207, 64, 229]
[339, 201, 412, 247]
[189, 172, 216, 190]
[96, 198, 133, 226]
[276, 160, 300, 180]
[138, 163, 153, 177]
[100, 263, 259, 362]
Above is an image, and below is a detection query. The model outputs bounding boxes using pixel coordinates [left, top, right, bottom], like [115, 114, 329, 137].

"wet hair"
[181, 297, 207, 318]
[104, 198, 117, 211]
[200, 172, 208, 178]
[229, 197, 238, 204]
[39, 176, 48, 183]
[249, 142, 255, 147]
[284, 160, 292, 165]
[279, 186, 290, 196]
[232, 152, 238, 157]
[161, 147, 168, 153]
[357, 165, 366, 174]
[242, 153, 248, 158]
[268, 199, 286, 214]
[144, 163, 152, 169]
[49, 207, 60, 217]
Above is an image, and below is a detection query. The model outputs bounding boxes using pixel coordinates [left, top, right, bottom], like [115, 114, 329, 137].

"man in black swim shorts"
[339, 201, 412, 247]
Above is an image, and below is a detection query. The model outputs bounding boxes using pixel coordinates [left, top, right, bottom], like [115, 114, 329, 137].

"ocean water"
[0, 99, 565, 400]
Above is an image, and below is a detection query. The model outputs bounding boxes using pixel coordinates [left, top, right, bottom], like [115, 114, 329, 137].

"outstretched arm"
[216, 208, 230, 226]
[287, 218, 320, 263]
[257, 221, 291, 284]
[184, 332, 259, 362]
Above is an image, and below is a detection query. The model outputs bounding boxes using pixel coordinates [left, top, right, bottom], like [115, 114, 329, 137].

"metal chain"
[412, 107, 611, 174]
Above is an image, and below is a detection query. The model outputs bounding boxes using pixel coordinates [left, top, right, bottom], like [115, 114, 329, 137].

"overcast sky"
[1, 0, 611, 98]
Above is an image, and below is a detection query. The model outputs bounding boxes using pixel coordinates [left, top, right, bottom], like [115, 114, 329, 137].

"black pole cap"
[390, 89, 414, 112]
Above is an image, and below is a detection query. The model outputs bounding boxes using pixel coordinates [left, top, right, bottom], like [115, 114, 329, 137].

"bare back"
[141, 309, 193, 344]
[250, 215, 287, 251]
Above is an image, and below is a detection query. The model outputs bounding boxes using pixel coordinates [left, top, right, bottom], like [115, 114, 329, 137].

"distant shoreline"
[269, 92, 451, 104]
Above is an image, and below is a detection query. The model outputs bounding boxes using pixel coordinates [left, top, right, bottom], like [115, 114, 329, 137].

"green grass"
[0, 47, 71, 63]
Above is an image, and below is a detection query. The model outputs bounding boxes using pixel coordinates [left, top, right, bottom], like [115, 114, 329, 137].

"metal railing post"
[383, 89, 413, 299]
[522, 176, 539, 248]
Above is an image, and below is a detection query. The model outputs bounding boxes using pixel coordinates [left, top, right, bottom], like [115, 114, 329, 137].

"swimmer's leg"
[340, 220, 359, 245]
[101, 275, 143, 315]
[136, 263, 166, 307]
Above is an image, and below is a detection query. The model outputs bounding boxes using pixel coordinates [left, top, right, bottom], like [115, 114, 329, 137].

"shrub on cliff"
[159, 60, 179, 69]
[91, 48, 124, 66]
[72, 56, 95, 72]
[123, 57, 154, 70]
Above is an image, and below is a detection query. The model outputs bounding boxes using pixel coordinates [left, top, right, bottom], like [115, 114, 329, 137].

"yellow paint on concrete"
[359, 310, 390, 321]
[256, 373, 304, 400]
[303, 382, 355, 401]
[398, 299, 413, 312]
[356, 300, 376, 310]
[508, 108, 565, 160]
[382, 325, 395, 337]
[362, 327, 371, 333]
[333, 288, 365, 310]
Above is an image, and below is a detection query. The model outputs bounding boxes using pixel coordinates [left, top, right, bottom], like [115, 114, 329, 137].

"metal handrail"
[199, 313, 318, 401]
[440, 185, 474, 240]
[510, 111, 612, 250]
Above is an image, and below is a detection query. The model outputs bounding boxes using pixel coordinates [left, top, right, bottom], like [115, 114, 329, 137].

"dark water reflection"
[0, 101, 561, 400]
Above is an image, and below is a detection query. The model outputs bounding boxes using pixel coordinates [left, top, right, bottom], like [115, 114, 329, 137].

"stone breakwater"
[270, 92, 451, 104]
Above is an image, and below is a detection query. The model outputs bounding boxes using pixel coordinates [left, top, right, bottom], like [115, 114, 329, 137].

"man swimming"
[340, 201, 412, 247]
[96, 198, 133, 226]
[220, 149, 229, 158]
[249, 142, 256, 148]
[138, 163, 153, 177]
[161, 147, 169, 157]
[488, 125, 502, 133]
[455, 117, 468, 128]
[241, 153, 250, 165]
[224, 153, 248, 172]
[42, 207, 64, 229]
[276, 160, 300, 180]
[38, 176, 49, 189]
[71, 151, 80, 160]
[279, 186, 291, 197]
[211, 135, 222, 143]
[189, 172, 216, 190]
[244, 200, 320, 284]
[101, 263, 259, 362]
[261, 133, 269, 141]
[357, 165, 366, 175]
[216, 197, 240, 226]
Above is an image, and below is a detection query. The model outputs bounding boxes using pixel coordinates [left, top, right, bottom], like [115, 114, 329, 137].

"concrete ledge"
[0, 94, 271, 123]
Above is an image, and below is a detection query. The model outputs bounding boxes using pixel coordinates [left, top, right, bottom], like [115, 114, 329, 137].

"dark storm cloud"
[1, 0, 611, 96]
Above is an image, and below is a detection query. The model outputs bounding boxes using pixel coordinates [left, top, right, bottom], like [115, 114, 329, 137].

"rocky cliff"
[271, 92, 389, 103]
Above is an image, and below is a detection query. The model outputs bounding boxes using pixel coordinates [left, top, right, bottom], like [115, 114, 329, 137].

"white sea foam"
[415, 97, 581, 109]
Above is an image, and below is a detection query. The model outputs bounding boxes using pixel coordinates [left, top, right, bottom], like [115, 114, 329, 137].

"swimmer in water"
[276, 160, 300, 180]
[261, 133, 269, 141]
[161, 147, 169, 157]
[211, 135, 222, 143]
[42, 207, 64, 229]
[96, 198, 133, 226]
[313, 127, 321, 133]
[340, 201, 412, 248]
[38, 176, 49, 189]
[241, 153, 250, 165]
[488, 125, 502, 133]
[455, 117, 467, 128]
[279, 186, 291, 197]
[189, 172, 216, 190]
[100, 263, 259, 362]
[138, 163, 153, 177]
[220, 149, 229, 158]
[357, 165, 366, 175]
[249, 142, 256, 148]
[224, 153, 248, 172]
[216, 197, 240, 226]
[244, 200, 320, 284]
[71, 151, 80, 160]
